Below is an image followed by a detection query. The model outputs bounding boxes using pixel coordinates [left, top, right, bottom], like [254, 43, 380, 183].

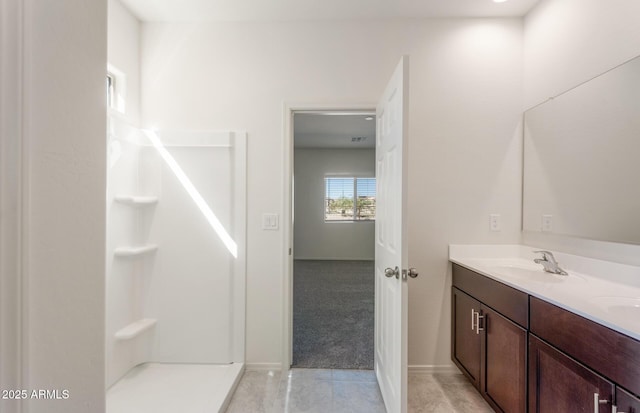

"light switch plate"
[490, 214, 501, 232]
[262, 213, 279, 230]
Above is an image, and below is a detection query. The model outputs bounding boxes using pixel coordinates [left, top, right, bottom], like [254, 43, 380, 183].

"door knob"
[401, 268, 419, 280]
[385, 267, 400, 279]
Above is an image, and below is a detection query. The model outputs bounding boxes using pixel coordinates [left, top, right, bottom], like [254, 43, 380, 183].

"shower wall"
[106, 118, 159, 387]
[145, 131, 246, 363]
[106, 122, 246, 387]
[107, 0, 150, 387]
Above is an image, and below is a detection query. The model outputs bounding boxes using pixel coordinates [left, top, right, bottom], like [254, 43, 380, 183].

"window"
[106, 73, 115, 109]
[325, 177, 376, 221]
[106, 65, 126, 113]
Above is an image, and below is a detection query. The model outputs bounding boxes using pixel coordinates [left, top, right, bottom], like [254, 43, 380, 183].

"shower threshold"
[107, 362, 244, 413]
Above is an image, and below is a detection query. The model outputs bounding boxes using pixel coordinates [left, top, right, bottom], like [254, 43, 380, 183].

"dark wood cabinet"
[529, 334, 614, 413]
[530, 297, 640, 397]
[529, 297, 640, 413]
[482, 306, 527, 413]
[452, 265, 527, 413]
[452, 262, 640, 413]
[616, 388, 640, 413]
[452, 287, 481, 387]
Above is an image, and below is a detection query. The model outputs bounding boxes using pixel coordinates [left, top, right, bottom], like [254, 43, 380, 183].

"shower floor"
[107, 362, 244, 413]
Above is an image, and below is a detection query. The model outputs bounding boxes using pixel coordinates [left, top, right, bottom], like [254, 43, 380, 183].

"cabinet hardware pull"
[471, 309, 483, 334]
[475, 310, 479, 334]
[476, 313, 484, 333]
[593, 393, 609, 413]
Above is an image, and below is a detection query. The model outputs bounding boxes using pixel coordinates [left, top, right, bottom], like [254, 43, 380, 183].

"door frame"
[281, 103, 377, 370]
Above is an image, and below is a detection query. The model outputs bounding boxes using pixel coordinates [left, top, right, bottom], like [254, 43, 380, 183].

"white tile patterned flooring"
[225, 368, 494, 413]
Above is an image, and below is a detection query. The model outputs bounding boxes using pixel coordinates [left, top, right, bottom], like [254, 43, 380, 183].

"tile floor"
[225, 368, 493, 413]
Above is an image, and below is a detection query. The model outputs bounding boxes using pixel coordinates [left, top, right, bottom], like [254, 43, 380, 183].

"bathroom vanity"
[450, 245, 640, 413]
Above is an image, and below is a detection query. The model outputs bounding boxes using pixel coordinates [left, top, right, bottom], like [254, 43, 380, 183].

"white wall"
[294, 148, 375, 261]
[523, 0, 640, 265]
[524, 0, 640, 109]
[404, 22, 523, 367]
[22, 0, 107, 412]
[0, 1, 23, 412]
[141, 19, 524, 368]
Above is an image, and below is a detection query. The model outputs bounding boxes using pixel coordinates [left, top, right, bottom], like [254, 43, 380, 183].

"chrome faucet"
[534, 250, 568, 275]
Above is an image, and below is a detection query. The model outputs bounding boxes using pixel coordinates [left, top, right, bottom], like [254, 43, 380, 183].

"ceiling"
[120, 0, 540, 22]
[294, 113, 376, 149]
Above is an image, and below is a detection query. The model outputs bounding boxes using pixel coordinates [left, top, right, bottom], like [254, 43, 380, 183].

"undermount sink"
[490, 264, 569, 283]
[468, 259, 582, 284]
[590, 296, 640, 320]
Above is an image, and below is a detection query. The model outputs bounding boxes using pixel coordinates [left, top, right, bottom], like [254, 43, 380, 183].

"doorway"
[289, 110, 377, 369]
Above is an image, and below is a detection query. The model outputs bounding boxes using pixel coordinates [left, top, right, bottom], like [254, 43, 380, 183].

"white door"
[375, 56, 414, 413]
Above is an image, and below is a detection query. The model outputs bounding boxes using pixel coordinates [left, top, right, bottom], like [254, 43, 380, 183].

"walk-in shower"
[105, 115, 246, 412]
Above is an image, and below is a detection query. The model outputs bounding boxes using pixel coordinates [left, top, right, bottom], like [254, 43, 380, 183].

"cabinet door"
[452, 288, 481, 388]
[617, 387, 640, 413]
[529, 335, 614, 413]
[482, 305, 526, 413]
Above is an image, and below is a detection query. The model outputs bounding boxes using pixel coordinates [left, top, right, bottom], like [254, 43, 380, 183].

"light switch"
[542, 215, 553, 232]
[489, 214, 502, 232]
[262, 213, 279, 230]
[490, 214, 501, 232]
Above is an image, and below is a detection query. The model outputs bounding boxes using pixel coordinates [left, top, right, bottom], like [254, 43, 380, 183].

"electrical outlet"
[542, 215, 553, 232]
[490, 214, 501, 232]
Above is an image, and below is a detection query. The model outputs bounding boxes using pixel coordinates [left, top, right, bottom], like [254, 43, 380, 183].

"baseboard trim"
[408, 364, 461, 375]
[244, 363, 458, 374]
[244, 363, 283, 371]
[293, 257, 375, 261]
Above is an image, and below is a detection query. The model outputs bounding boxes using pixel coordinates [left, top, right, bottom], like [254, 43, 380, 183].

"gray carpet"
[292, 260, 374, 370]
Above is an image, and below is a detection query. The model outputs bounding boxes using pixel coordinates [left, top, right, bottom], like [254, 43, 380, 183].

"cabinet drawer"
[452, 264, 528, 328]
[530, 297, 640, 397]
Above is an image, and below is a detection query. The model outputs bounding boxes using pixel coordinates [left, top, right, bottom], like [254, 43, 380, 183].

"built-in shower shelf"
[114, 195, 159, 206]
[114, 244, 158, 257]
[115, 318, 157, 340]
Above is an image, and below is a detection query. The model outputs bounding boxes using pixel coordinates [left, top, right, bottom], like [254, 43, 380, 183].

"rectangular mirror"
[523, 54, 640, 244]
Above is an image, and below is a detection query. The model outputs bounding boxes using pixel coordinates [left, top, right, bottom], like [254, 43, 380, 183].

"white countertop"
[449, 244, 640, 341]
